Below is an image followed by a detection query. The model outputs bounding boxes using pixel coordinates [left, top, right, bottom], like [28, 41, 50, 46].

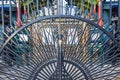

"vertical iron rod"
[109, 0, 112, 23]
[36, 0, 39, 13]
[27, 0, 30, 18]
[57, 0, 59, 15]
[9, 0, 12, 26]
[58, 23, 62, 80]
[100, 0, 103, 18]
[18, 0, 21, 22]
[118, 0, 120, 44]
[2, 0, 4, 33]
[119, 0, 120, 25]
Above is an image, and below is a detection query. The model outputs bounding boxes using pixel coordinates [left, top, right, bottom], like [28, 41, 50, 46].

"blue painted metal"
[0, 0, 16, 11]
[118, 0, 120, 44]
[103, 3, 118, 9]
[1, 15, 119, 53]
[0, 25, 3, 47]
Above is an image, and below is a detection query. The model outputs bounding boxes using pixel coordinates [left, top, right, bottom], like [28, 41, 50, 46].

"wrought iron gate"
[0, 0, 120, 80]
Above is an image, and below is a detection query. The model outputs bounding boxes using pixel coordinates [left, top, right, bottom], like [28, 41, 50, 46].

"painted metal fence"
[0, 0, 120, 80]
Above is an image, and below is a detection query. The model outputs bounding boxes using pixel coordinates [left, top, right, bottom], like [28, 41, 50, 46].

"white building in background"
[42, 28, 54, 45]
[41, 27, 79, 45]
[0, 0, 15, 5]
[67, 28, 78, 45]
[105, 0, 118, 2]
[0, 0, 16, 7]
[39, 0, 77, 16]
[40, 0, 79, 45]
[58, 0, 77, 15]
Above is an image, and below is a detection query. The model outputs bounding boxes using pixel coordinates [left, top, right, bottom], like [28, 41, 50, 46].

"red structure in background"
[94, 3, 96, 14]
[16, 1, 21, 27]
[24, 6, 27, 16]
[98, 1, 103, 26]
[94, 0, 103, 26]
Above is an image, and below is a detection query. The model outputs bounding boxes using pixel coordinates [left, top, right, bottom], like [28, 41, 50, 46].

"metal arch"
[31, 59, 92, 80]
[0, 15, 119, 53]
[30, 60, 57, 80]
[63, 59, 92, 80]
[64, 57, 93, 79]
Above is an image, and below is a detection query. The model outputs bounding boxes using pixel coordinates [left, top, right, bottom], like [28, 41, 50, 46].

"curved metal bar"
[0, 15, 119, 53]
[31, 59, 91, 80]
[64, 60, 92, 80]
